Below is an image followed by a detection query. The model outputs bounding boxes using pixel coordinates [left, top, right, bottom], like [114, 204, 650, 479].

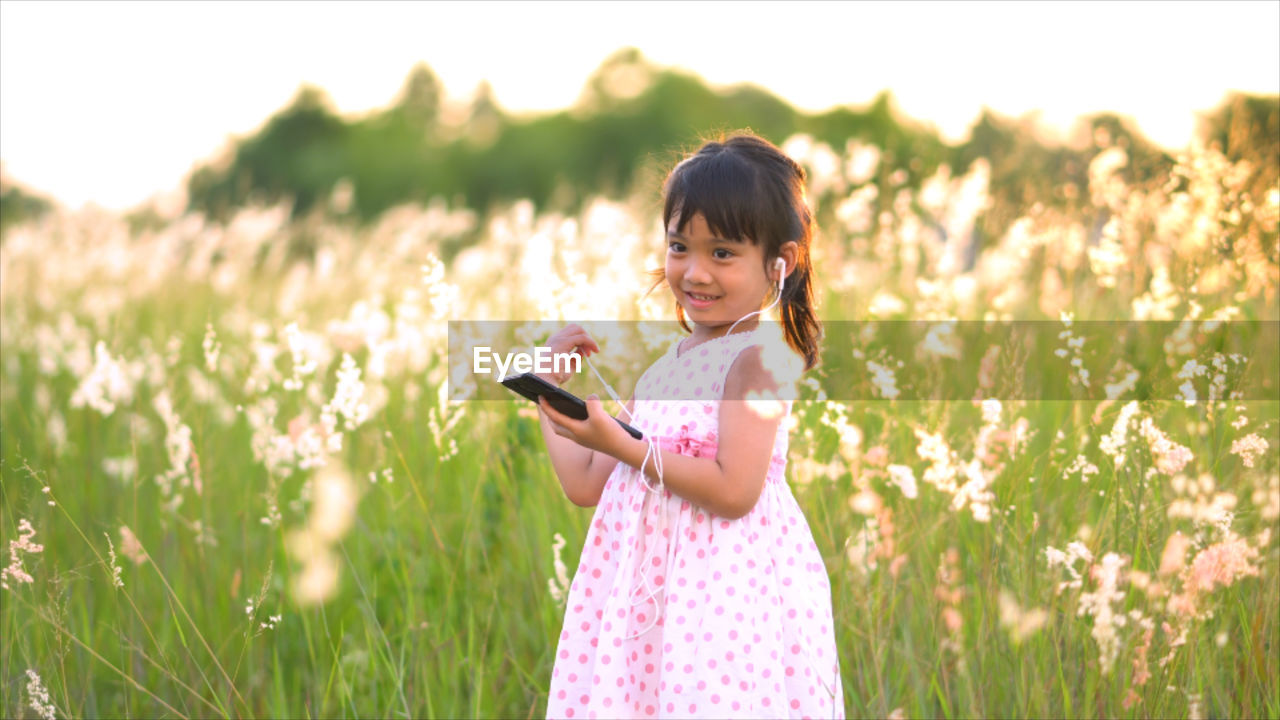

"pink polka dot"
[711, 694, 721, 705]
[565, 709, 574, 718]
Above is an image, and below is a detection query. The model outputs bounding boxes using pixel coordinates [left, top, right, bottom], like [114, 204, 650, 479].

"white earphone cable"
[726, 258, 786, 337]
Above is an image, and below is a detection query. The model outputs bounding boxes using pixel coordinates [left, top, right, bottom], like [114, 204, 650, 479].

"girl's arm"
[538, 395, 633, 507]
[541, 346, 789, 519]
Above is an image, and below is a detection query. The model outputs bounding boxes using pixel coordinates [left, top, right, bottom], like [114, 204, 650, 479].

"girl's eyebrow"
[666, 230, 738, 243]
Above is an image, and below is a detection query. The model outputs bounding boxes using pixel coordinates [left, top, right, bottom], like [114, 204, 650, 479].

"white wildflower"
[886, 464, 918, 499]
[153, 391, 200, 500]
[283, 322, 318, 392]
[1045, 541, 1093, 593]
[1077, 552, 1128, 675]
[1099, 401, 1140, 467]
[867, 360, 900, 400]
[1140, 417, 1194, 475]
[105, 533, 124, 589]
[321, 354, 369, 432]
[2, 519, 44, 589]
[915, 427, 959, 494]
[1230, 433, 1269, 468]
[1065, 454, 1100, 483]
[202, 323, 221, 373]
[1104, 369, 1140, 400]
[24, 669, 57, 720]
[548, 532, 570, 607]
[998, 589, 1047, 643]
[70, 341, 134, 416]
[920, 321, 961, 359]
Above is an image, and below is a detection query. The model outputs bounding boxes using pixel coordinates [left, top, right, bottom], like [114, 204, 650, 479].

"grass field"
[2, 137, 1277, 718]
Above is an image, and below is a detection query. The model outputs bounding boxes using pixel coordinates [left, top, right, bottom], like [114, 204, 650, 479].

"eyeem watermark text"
[473, 346, 582, 378]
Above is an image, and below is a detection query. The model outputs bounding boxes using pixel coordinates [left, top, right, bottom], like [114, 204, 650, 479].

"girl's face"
[665, 212, 774, 335]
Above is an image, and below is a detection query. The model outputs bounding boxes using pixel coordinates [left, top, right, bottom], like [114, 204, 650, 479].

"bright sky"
[1, 0, 1276, 211]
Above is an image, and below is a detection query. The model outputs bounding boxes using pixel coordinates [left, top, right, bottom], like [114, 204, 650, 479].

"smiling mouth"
[685, 291, 720, 302]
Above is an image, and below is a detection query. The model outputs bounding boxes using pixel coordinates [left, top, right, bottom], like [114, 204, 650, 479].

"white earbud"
[775, 257, 787, 293]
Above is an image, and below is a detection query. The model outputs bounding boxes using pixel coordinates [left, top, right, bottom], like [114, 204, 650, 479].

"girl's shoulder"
[722, 330, 804, 402]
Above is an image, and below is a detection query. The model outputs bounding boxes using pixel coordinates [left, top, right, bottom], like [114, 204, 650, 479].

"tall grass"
[2, 136, 1277, 718]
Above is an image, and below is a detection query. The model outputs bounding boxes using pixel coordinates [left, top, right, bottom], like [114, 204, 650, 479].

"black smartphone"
[500, 372, 643, 440]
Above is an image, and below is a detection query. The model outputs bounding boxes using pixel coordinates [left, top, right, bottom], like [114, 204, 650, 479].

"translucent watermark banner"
[447, 320, 1279, 403]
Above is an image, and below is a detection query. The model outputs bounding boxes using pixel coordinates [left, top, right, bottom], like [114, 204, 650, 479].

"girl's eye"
[713, 248, 734, 260]
[668, 241, 686, 253]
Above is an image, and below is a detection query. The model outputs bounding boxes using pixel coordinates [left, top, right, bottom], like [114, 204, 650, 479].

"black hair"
[649, 132, 822, 370]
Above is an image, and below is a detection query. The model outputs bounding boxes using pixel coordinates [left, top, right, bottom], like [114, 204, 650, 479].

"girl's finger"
[540, 397, 572, 427]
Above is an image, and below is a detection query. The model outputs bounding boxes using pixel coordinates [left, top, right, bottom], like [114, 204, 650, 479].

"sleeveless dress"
[547, 329, 844, 719]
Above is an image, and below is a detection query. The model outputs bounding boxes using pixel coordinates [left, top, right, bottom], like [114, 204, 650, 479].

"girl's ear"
[777, 241, 800, 283]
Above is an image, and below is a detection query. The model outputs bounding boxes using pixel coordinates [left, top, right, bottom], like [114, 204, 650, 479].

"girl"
[536, 133, 842, 719]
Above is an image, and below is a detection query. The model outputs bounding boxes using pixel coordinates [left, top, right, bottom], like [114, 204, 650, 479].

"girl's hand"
[539, 394, 631, 457]
[537, 324, 600, 386]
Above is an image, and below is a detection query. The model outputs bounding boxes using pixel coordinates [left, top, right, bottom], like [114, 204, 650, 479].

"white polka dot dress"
[547, 330, 844, 719]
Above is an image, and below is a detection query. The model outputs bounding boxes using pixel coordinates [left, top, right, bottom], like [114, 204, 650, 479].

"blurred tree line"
[179, 49, 1276, 249]
[2, 49, 1275, 248]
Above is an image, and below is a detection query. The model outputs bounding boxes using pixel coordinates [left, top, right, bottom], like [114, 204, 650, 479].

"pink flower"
[1185, 538, 1259, 595]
